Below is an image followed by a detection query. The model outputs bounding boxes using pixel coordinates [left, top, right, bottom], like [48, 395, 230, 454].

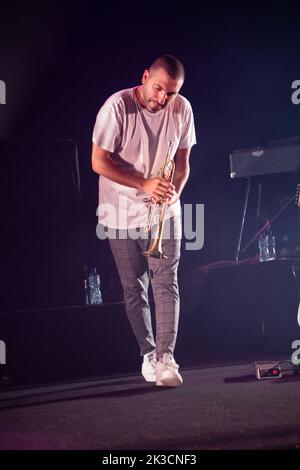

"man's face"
[138, 67, 184, 113]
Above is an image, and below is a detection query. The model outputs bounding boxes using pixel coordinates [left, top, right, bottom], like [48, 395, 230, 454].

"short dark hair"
[149, 55, 185, 81]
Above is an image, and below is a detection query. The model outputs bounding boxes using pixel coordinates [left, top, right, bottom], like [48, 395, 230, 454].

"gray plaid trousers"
[107, 216, 181, 360]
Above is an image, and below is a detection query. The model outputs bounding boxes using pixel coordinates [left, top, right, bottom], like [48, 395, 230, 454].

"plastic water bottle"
[88, 268, 102, 304]
[258, 234, 269, 262]
[258, 234, 276, 262]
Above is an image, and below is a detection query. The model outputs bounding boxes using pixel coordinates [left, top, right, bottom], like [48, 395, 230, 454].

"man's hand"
[146, 191, 179, 206]
[164, 191, 179, 205]
[141, 177, 176, 202]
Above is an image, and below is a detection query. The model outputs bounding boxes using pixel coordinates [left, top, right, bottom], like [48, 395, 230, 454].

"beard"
[147, 99, 165, 112]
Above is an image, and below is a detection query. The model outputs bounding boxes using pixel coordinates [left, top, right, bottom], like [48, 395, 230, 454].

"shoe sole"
[144, 377, 156, 383]
[142, 373, 156, 382]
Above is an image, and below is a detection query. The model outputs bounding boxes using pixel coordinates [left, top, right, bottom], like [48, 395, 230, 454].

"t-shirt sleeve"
[178, 101, 197, 149]
[92, 99, 123, 153]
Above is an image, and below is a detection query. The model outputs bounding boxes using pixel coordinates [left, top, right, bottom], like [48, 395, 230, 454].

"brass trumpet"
[142, 141, 175, 259]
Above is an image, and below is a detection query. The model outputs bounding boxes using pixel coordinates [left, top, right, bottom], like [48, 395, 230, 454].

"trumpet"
[142, 141, 175, 259]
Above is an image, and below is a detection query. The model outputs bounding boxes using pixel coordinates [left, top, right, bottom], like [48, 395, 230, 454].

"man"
[92, 55, 196, 386]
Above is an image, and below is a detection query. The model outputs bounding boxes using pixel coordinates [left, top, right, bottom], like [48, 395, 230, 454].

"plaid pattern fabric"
[108, 217, 181, 359]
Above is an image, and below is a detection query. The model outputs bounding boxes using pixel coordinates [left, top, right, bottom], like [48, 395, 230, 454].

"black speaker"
[0, 302, 137, 385]
[186, 260, 299, 355]
[0, 139, 87, 310]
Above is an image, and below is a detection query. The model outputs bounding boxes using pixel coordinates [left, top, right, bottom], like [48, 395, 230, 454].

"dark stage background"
[1, 2, 300, 359]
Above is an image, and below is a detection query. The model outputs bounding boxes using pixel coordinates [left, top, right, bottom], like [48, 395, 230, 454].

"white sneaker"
[156, 353, 183, 387]
[141, 350, 157, 382]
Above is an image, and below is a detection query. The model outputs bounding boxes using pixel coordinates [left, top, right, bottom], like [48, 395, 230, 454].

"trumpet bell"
[141, 250, 168, 259]
[141, 226, 169, 257]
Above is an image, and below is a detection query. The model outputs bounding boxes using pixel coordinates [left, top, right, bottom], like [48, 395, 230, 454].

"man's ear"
[142, 69, 149, 84]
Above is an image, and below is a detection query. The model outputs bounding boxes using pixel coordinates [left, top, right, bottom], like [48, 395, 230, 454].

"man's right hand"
[141, 177, 176, 202]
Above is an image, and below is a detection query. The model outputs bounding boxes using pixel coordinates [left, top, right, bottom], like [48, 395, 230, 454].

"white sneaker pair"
[142, 351, 183, 387]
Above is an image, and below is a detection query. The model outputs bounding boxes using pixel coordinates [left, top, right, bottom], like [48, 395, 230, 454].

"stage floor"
[1, 354, 300, 450]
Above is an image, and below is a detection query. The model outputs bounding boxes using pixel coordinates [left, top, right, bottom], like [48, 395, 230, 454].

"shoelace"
[146, 353, 157, 365]
[162, 357, 179, 369]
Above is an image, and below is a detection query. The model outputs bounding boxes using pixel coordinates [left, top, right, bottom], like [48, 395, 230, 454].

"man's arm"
[166, 147, 191, 205]
[91, 143, 144, 189]
[91, 143, 175, 200]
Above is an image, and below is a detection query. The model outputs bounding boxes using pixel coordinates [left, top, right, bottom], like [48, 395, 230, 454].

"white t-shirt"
[92, 87, 196, 229]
